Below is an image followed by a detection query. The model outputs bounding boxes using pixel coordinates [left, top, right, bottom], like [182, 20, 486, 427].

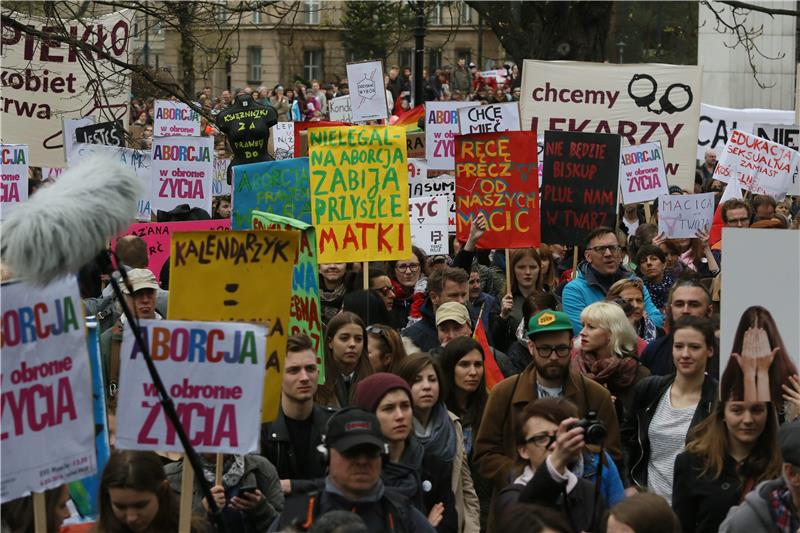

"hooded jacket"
[719, 478, 792, 533]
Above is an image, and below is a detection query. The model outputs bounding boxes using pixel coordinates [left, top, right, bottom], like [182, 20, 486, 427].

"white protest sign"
[329, 95, 353, 122]
[658, 192, 715, 238]
[346, 60, 388, 122]
[426, 101, 479, 170]
[713, 129, 799, 199]
[116, 319, 268, 454]
[407, 171, 456, 232]
[457, 102, 521, 135]
[63, 117, 95, 162]
[270, 122, 294, 160]
[754, 123, 800, 196]
[481, 70, 507, 84]
[150, 136, 214, 214]
[1, 276, 96, 503]
[153, 100, 201, 137]
[0, 11, 132, 167]
[619, 141, 669, 204]
[41, 167, 64, 180]
[409, 195, 450, 255]
[698, 103, 795, 159]
[408, 158, 429, 182]
[70, 143, 153, 221]
[1, 144, 29, 220]
[212, 158, 231, 196]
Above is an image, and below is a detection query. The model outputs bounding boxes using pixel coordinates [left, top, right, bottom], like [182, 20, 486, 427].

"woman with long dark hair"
[492, 248, 546, 352]
[314, 311, 373, 408]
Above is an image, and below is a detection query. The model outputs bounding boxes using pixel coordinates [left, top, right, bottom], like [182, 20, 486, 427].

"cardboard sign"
[520, 61, 700, 191]
[541, 130, 621, 245]
[294, 121, 349, 157]
[232, 157, 311, 230]
[455, 131, 539, 249]
[409, 195, 450, 255]
[406, 131, 425, 159]
[346, 60, 389, 122]
[70, 143, 152, 220]
[720, 229, 800, 402]
[754, 123, 800, 195]
[212, 157, 231, 196]
[425, 101, 479, 170]
[329, 95, 354, 123]
[619, 141, 669, 204]
[153, 99, 201, 137]
[658, 192, 715, 238]
[252, 211, 325, 383]
[408, 171, 456, 233]
[42, 167, 64, 180]
[713, 129, 799, 198]
[75, 120, 124, 147]
[1, 276, 96, 503]
[481, 69, 507, 84]
[0, 10, 131, 167]
[116, 319, 267, 453]
[698, 103, 795, 159]
[151, 135, 214, 214]
[271, 122, 294, 160]
[63, 117, 95, 162]
[167, 230, 299, 423]
[1, 144, 29, 220]
[408, 158, 429, 182]
[117, 219, 231, 282]
[457, 102, 521, 135]
[308, 125, 410, 262]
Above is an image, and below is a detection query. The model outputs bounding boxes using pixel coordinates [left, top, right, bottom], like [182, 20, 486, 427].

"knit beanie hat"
[353, 372, 412, 413]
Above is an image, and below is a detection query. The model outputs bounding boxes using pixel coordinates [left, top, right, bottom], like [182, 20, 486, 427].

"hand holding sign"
[657, 192, 714, 239]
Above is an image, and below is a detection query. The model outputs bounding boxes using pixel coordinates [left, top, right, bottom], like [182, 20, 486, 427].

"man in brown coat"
[473, 310, 621, 491]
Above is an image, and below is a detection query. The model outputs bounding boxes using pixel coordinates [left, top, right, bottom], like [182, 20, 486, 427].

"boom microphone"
[1, 154, 141, 285]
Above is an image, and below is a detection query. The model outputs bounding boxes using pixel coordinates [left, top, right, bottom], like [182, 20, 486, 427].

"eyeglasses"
[374, 285, 394, 296]
[535, 345, 571, 358]
[587, 244, 621, 254]
[366, 325, 387, 337]
[395, 263, 420, 272]
[726, 217, 750, 226]
[524, 432, 557, 448]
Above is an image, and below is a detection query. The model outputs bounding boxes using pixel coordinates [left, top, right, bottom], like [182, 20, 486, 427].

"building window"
[427, 49, 442, 71]
[215, 4, 229, 23]
[248, 46, 262, 84]
[253, 10, 262, 24]
[430, 3, 442, 26]
[399, 49, 413, 70]
[304, 49, 323, 81]
[304, 0, 320, 24]
[460, 2, 472, 24]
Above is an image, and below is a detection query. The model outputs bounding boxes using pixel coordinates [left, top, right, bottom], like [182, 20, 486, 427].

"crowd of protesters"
[5, 60, 800, 533]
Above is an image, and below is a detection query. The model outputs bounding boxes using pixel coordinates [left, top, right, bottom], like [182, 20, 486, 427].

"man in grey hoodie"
[719, 419, 800, 533]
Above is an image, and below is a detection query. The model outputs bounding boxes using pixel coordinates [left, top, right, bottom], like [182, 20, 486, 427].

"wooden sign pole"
[178, 455, 194, 533]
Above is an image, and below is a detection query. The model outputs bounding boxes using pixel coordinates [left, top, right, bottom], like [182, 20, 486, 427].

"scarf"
[637, 313, 659, 344]
[572, 351, 640, 389]
[200, 455, 245, 488]
[413, 403, 457, 464]
[768, 486, 800, 533]
[319, 282, 346, 304]
[382, 437, 425, 510]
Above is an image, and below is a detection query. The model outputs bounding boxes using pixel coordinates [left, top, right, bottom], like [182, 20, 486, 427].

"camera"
[571, 411, 607, 445]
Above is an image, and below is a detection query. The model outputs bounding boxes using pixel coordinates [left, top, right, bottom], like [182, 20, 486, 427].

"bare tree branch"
[718, 0, 800, 18]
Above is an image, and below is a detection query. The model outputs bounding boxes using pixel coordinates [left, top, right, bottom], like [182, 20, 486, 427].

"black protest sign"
[216, 98, 277, 172]
[75, 120, 125, 147]
[541, 130, 621, 245]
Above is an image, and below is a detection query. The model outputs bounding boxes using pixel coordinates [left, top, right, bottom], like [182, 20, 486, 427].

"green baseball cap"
[526, 310, 573, 338]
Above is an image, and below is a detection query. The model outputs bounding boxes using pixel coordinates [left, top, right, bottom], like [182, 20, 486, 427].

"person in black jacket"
[672, 401, 782, 533]
[622, 316, 718, 496]
[261, 334, 336, 494]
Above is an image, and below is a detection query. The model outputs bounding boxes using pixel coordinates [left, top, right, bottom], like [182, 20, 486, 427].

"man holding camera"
[474, 310, 621, 493]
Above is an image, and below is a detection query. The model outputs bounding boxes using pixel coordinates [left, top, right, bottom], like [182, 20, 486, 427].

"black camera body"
[572, 410, 607, 445]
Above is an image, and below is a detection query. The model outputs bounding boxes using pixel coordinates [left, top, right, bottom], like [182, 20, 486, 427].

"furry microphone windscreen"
[1, 154, 142, 285]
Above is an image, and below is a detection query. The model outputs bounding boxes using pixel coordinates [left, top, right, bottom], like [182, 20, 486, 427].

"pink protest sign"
[115, 219, 231, 281]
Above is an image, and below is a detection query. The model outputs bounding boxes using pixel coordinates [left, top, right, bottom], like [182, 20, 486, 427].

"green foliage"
[340, 1, 416, 62]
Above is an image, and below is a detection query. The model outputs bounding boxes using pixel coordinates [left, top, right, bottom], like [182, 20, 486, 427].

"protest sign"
[69, 143, 152, 220]
[408, 170, 456, 233]
[63, 117, 95, 161]
[407, 131, 425, 159]
[698, 103, 795, 159]
[754, 123, 800, 195]
[455, 131, 539, 249]
[167, 230, 299, 423]
[0, 11, 132, 167]
[329, 95, 354, 122]
[481, 69, 507, 84]
[346, 60, 388, 122]
[458, 102, 521, 135]
[117, 219, 231, 282]
[75, 120, 125, 147]
[540, 130, 621, 245]
[657, 192, 714, 238]
[252, 211, 325, 382]
[42, 167, 64, 180]
[232, 157, 311, 229]
[426, 101, 479, 170]
[1, 144, 29, 220]
[153, 100, 201, 137]
[271, 122, 294, 160]
[294, 121, 349, 157]
[116, 319, 267, 454]
[1, 276, 96, 503]
[619, 141, 669, 204]
[409, 195, 450, 255]
[713, 129, 799, 198]
[520, 61, 700, 191]
[408, 158, 429, 183]
[212, 158, 231, 196]
[151, 135, 214, 214]
[309, 125, 411, 262]
[720, 229, 800, 402]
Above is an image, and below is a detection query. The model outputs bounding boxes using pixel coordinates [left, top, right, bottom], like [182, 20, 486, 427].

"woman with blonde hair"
[606, 278, 664, 345]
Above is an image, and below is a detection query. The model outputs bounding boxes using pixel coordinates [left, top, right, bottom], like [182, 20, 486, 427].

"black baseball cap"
[779, 419, 800, 466]
[326, 408, 387, 453]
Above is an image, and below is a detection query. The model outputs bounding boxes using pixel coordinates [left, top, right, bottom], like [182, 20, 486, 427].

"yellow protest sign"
[167, 230, 299, 422]
[308, 125, 410, 263]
